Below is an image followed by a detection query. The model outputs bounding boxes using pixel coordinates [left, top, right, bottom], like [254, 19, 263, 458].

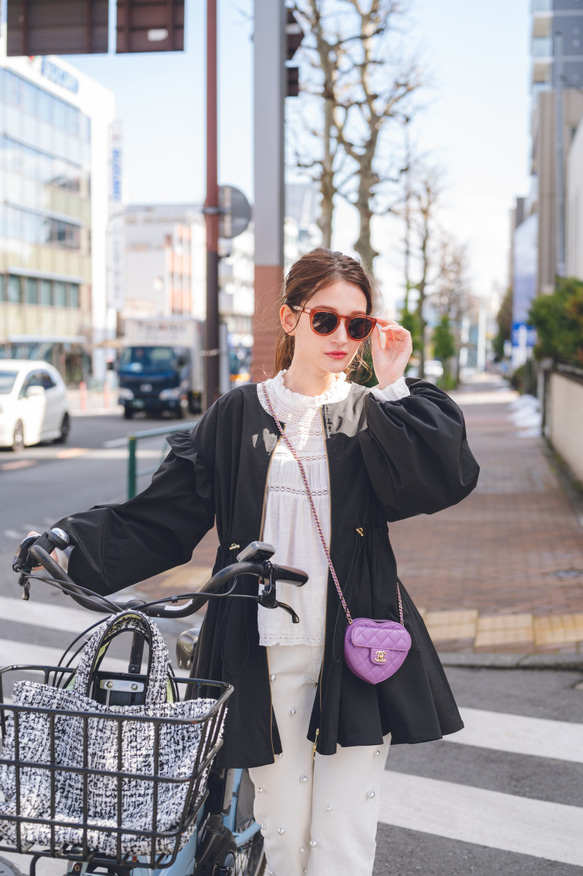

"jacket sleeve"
[358, 380, 479, 522]
[55, 416, 216, 596]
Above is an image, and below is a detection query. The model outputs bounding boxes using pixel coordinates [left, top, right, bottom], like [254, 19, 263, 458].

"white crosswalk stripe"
[379, 770, 583, 867]
[378, 704, 583, 868]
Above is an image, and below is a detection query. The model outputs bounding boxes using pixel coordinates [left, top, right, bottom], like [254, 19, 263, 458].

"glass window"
[53, 99, 66, 130]
[38, 89, 52, 123]
[8, 207, 23, 240]
[23, 81, 37, 115]
[23, 211, 38, 243]
[40, 279, 52, 306]
[39, 370, 56, 389]
[6, 72, 23, 107]
[7, 275, 22, 303]
[25, 277, 38, 304]
[54, 281, 67, 306]
[68, 283, 80, 308]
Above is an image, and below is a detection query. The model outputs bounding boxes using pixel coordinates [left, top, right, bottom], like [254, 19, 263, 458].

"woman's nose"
[332, 319, 349, 342]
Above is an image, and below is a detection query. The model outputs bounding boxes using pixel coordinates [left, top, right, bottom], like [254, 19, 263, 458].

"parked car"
[0, 360, 70, 451]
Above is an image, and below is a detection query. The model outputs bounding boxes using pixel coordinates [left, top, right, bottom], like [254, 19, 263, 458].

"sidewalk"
[137, 375, 583, 657]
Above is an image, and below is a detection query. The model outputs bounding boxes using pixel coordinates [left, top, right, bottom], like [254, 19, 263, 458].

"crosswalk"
[0, 600, 582, 873]
[377, 698, 583, 872]
[379, 706, 583, 868]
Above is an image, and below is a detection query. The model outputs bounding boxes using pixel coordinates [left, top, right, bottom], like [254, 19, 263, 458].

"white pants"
[249, 644, 391, 876]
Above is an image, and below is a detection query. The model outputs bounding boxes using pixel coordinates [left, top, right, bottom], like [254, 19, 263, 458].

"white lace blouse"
[257, 371, 409, 647]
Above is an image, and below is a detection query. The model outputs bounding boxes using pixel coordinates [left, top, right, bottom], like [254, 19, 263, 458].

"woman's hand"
[370, 320, 413, 389]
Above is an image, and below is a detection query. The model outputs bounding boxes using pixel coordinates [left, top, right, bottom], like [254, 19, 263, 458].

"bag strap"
[73, 609, 171, 706]
[261, 383, 404, 627]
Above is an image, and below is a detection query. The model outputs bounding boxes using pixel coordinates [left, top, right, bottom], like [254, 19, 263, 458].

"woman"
[38, 248, 479, 876]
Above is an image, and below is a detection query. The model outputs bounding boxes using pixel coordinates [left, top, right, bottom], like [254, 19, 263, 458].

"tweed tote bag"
[0, 610, 224, 857]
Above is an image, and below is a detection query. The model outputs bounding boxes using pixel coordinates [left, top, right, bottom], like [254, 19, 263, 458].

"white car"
[0, 360, 71, 451]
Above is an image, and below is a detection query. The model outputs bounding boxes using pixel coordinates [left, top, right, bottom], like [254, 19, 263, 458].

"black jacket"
[58, 379, 479, 768]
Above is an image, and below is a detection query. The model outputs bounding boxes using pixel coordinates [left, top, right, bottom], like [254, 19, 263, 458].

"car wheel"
[11, 420, 25, 452]
[54, 413, 70, 444]
[123, 406, 134, 420]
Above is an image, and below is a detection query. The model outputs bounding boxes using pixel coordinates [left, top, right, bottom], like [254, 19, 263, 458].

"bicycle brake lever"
[273, 601, 300, 624]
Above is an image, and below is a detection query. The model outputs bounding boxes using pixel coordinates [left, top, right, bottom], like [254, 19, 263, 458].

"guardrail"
[127, 420, 198, 499]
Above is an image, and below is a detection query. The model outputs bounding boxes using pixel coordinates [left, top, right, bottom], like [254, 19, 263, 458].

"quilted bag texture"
[0, 611, 225, 857]
[344, 618, 412, 684]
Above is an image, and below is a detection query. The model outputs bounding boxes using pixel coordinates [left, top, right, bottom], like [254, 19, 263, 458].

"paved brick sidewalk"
[390, 375, 583, 654]
[138, 376, 583, 654]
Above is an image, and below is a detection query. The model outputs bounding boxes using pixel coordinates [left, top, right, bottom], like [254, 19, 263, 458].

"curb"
[439, 651, 583, 671]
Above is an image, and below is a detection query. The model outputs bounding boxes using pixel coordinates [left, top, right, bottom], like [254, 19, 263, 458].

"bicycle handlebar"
[24, 543, 309, 622]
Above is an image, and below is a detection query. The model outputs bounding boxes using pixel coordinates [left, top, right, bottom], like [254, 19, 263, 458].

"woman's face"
[281, 280, 369, 378]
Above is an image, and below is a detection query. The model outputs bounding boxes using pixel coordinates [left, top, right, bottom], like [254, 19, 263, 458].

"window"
[7, 275, 22, 304]
[40, 279, 52, 306]
[68, 283, 80, 308]
[54, 281, 67, 307]
[39, 370, 57, 390]
[25, 277, 38, 305]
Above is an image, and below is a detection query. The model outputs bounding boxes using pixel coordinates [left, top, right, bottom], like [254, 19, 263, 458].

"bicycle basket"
[0, 611, 232, 869]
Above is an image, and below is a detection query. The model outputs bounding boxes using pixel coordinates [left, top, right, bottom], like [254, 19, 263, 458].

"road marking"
[449, 707, 583, 764]
[0, 460, 36, 471]
[0, 595, 103, 633]
[379, 770, 583, 866]
[56, 448, 87, 459]
[0, 637, 128, 675]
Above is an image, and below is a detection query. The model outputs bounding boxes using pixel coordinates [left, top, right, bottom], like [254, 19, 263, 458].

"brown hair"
[273, 247, 376, 376]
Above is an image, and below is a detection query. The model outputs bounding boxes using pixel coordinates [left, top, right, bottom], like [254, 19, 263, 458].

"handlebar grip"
[270, 564, 308, 586]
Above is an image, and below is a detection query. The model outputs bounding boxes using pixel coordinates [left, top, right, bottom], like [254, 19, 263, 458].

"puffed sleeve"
[358, 380, 479, 521]
[54, 415, 217, 596]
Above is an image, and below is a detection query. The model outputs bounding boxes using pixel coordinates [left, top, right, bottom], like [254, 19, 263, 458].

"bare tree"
[432, 237, 473, 384]
[290, 0, 423, 274]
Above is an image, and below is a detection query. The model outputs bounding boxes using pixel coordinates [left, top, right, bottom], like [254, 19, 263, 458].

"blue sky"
[69, 0, 531, 305]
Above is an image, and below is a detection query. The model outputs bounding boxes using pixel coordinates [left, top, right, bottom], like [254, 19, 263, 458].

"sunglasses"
[295, 306, 377, 341]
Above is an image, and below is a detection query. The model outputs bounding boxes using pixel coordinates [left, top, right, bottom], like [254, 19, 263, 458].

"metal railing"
[127, 420, 199, 499]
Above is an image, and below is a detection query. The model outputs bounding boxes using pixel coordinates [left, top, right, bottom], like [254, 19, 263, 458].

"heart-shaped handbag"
[344, 616, 412, 684]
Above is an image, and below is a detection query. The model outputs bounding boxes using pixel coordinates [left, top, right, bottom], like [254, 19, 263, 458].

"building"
[528, 0, 583, 294]
[0, 45, 116, 383]
[123, 204, 205, 320]
[122, 202, 255, 389]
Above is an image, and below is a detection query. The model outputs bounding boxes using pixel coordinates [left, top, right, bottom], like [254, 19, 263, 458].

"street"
[0, 393, 582, 875]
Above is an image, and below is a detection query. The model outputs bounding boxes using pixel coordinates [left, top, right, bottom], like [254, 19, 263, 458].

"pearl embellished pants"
[248, 644, 391, 876]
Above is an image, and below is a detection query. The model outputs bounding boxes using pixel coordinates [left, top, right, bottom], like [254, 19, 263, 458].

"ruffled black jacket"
[57, 379, 479, 768]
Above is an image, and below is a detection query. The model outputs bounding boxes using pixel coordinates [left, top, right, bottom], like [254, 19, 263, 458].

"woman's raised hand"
[370, 320, 413, 389]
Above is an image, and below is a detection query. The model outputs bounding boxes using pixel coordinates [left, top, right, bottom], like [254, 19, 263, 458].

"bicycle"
[0, 536, 308, 876]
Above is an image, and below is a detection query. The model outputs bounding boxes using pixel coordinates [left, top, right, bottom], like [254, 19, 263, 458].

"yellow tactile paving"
[534, 614, 583, 647]
[424, 610, 479, 641]
[475, 613, 534, 648]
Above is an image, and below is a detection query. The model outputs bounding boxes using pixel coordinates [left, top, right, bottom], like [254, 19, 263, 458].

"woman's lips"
[326, 351, 347, 359]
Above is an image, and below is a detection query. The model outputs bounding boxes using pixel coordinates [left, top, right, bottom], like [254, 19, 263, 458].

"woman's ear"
[280, 304, 298, 335]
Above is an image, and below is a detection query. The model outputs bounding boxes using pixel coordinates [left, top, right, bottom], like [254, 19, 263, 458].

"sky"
[68, 0, 532, 311]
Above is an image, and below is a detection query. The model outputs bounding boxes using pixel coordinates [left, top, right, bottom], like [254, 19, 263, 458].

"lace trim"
[258, 370, 351, 420]
[267, 485, 328, 497]
[259, 634, 325, 647]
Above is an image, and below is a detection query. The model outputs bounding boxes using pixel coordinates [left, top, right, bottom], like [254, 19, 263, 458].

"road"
[0, 409, 195, 590]
[375, 666, 583, 875]
[1, 409, 582, 875]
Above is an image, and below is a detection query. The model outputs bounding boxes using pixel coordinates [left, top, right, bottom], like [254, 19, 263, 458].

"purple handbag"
[262, 385, 412, 685]
[344, 616, 411, 684]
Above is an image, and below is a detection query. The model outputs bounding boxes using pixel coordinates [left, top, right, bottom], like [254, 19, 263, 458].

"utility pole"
[555, 31, 566, 279]
[203, 0, 221, 408]
[252, 0, 286, 381]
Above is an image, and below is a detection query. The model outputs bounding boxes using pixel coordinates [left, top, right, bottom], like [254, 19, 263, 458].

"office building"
[0, 46, 116, 382]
